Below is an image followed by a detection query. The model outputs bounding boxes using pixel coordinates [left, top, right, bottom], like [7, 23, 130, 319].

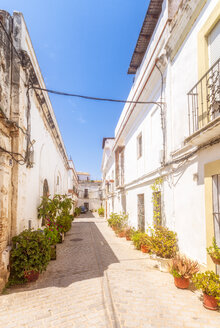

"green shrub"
[10, 229, 51, 281]
[125, 227, 136, 239]
[98, 207, 105, 216]
[107, 212, 128, 230]
[74, 207, 81, 217]
[56, 215, 72, 233]
[192, 271, 220, 304]
[150, 226, 177, 258]
[38, 194, 74, 225]
[207, 237, 220, 260]
[131, 231, 146, 250]
[44, 227, 60, 245]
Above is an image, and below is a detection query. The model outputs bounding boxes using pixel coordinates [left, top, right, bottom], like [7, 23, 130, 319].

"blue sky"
[1, 0, 149, 179]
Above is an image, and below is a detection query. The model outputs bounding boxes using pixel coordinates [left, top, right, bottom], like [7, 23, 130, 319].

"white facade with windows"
[101, 0, 220, 270]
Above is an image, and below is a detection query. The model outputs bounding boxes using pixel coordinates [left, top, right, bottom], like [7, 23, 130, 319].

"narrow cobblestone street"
[1, 213, 220, 328]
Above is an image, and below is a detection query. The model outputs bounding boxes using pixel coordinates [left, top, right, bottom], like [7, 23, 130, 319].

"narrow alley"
[0, 214, 220, 328]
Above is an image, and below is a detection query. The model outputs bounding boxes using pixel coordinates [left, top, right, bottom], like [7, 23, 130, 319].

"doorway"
[137, 194, 145, 232]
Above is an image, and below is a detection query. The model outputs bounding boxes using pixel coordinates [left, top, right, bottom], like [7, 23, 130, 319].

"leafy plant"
[151, 178, 163, 225]
[38, 194, 74, 225]
[125, 227, 136, 239]
[192, 271, 220, 304]
[207, 238, 220, 260]
[168, 254, 199, 279]
[150, 226, 178, 258]
[56, 215, 72, 233]
[10, 229, 51, 281]
[98, 207, 105, 216]
[131, 231, 145, 250]
[44, 227, 60, 245]
[107, 212, 128, 230]
[74, 207, 81, 217]
[139, 233, 153, 248]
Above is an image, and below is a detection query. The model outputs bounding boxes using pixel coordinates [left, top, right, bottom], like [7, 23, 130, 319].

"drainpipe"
[155, 59, 166, 166]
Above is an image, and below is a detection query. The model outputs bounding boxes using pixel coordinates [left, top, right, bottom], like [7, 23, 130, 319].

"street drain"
[70, 238, 83, 242]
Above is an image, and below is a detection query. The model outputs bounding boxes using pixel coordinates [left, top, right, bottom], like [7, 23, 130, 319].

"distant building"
[77, 172, 90, 181]
[77, 172, 102, 211]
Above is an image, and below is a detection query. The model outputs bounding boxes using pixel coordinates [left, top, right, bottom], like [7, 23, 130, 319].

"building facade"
[0, 11, 77, 290]
[101, 0, 220, 272]
[77, 172, 102, 211]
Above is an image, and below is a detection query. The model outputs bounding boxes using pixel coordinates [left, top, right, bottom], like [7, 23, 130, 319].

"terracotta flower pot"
[126, 235, 131, 241]
[112, 226, 117, 231]
[210, 255, 220, 265]
[24, 270, 39, 282]
[203, 293, 218, 310]
[174, 276, 190, 289]
[117, 231, 126, 238]
[141, 245, 151, 253]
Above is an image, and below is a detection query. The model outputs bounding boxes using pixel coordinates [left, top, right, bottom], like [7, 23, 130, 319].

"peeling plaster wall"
[0, 11, 71, 290]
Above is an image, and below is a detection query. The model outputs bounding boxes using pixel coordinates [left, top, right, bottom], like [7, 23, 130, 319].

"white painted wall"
[14, 13, 70, 233]
[102, 0, 220, 266]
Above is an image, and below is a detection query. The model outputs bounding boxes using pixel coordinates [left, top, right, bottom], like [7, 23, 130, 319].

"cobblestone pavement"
[1, 213, 220, 328]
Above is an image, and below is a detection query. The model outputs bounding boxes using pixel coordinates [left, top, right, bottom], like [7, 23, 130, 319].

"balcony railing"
[187, 58, 220, 135]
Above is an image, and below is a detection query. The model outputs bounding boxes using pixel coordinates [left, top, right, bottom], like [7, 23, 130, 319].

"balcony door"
[208, 21, 220, 120]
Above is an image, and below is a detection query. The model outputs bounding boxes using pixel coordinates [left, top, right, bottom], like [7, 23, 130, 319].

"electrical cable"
[0, 146, 26, 164]
[30, 86, 164, 106]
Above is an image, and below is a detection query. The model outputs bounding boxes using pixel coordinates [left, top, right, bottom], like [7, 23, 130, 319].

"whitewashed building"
[77, 172, 102, 211]
[68, 159, 79, 206]
[101, 0, 220, 272]
[0, 11, 77, 290]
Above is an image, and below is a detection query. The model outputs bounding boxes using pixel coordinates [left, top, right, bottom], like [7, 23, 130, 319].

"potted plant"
[98, 207, 105, 217]
[207, 237, 220, 265]
[150, 226, 178, 272]
[140, 234, 152, 253]
[125, 227, 135, 241]
[10, 229, 51, 283]
[44, 227, 60, 260]
[131, 231, 145, 250]
[192, 271, 220, 310]
[168, 255, 199, 289]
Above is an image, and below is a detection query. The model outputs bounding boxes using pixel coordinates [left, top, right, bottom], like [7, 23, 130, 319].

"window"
[137, 133, 142, 159]
[84, 189, 88, 198]
[208, 20, 220, 68]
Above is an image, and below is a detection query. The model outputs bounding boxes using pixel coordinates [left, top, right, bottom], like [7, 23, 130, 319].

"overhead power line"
[30, 86, 164, 106]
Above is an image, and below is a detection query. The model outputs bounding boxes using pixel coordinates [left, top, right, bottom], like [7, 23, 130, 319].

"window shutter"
[208, 20, 220, 67]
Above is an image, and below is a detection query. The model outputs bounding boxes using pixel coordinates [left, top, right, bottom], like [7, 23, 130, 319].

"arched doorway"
[43, 179, 49, 197]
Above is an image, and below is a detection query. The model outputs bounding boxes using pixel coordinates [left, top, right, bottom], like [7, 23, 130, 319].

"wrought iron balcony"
[187, 58, 220, 135]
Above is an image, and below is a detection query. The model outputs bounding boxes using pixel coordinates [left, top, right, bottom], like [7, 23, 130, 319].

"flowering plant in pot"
[192, 271, 220, 310]
[207, 238, 220, 265]
[168, 255, 199, 289]
[10, 229, 51, 284]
